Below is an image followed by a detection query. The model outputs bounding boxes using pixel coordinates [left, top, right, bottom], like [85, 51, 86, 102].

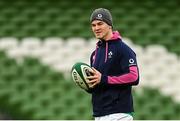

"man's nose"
[94, 25, 100, 30]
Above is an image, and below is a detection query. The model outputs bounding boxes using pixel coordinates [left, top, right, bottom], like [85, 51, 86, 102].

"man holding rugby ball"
[87, 8, 140, 121]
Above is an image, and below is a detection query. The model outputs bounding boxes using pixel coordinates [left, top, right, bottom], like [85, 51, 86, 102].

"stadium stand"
[0, 0, 180, 119]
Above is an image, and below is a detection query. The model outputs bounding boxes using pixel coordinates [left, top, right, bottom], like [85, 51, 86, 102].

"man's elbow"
[131, 77, 139, 86]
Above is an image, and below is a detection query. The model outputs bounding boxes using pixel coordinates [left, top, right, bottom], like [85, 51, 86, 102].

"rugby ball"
[71, 62, 93, 90]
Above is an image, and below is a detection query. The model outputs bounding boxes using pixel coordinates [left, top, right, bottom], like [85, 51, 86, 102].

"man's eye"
[98, 23, 103, 26]
[92, 24, 96, 27]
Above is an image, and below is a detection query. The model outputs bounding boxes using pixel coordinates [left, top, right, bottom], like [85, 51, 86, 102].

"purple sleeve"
[107, 66, 139, 84]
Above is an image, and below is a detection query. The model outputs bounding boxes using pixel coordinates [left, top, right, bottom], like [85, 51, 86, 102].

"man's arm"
[107, 66, 139, 85]
[87, 66, 139, 88]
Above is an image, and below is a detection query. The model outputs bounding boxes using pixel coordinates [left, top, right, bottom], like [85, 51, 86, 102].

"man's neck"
[103, 31, 113, 41]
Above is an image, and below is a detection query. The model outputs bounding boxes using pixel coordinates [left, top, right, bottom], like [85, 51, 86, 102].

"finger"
[91, 67, 97, 72]
[89, 82, 97, 88]
[87, 79, 96, 84]
[88, 68, 96, 75]
[86, 75, 98, 80]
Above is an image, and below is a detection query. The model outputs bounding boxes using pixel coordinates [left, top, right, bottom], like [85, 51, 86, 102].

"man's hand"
[86, 67, 102, 88]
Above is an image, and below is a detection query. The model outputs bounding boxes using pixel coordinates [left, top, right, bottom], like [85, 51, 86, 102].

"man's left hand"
[86, 67, 102, 88]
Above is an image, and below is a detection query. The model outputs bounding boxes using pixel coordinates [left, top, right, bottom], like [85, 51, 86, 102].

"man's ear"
[109, 26, 112, 29]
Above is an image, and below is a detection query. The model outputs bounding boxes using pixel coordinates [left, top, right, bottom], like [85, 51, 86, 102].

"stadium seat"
[43, 37, 64, 48]
[0, 37, 18, 50]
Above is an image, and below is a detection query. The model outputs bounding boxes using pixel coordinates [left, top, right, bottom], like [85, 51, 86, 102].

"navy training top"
[89, 38, 139, 117]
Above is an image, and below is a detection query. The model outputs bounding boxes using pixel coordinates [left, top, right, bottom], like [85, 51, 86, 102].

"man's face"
[91, 20, 111, 40]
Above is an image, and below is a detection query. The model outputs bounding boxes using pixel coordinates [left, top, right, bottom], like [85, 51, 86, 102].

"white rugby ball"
[71, 62, 93, 90]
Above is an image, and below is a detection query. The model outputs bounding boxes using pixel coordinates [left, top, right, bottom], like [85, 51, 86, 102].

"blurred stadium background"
[0, 0, 180, 119]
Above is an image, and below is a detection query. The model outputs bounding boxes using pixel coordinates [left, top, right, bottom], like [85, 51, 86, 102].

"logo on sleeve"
[129, 59, 134, 63]
[129, 58, 136, 66]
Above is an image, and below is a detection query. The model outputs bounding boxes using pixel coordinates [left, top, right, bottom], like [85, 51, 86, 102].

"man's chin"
[95, 35, 102, 39]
